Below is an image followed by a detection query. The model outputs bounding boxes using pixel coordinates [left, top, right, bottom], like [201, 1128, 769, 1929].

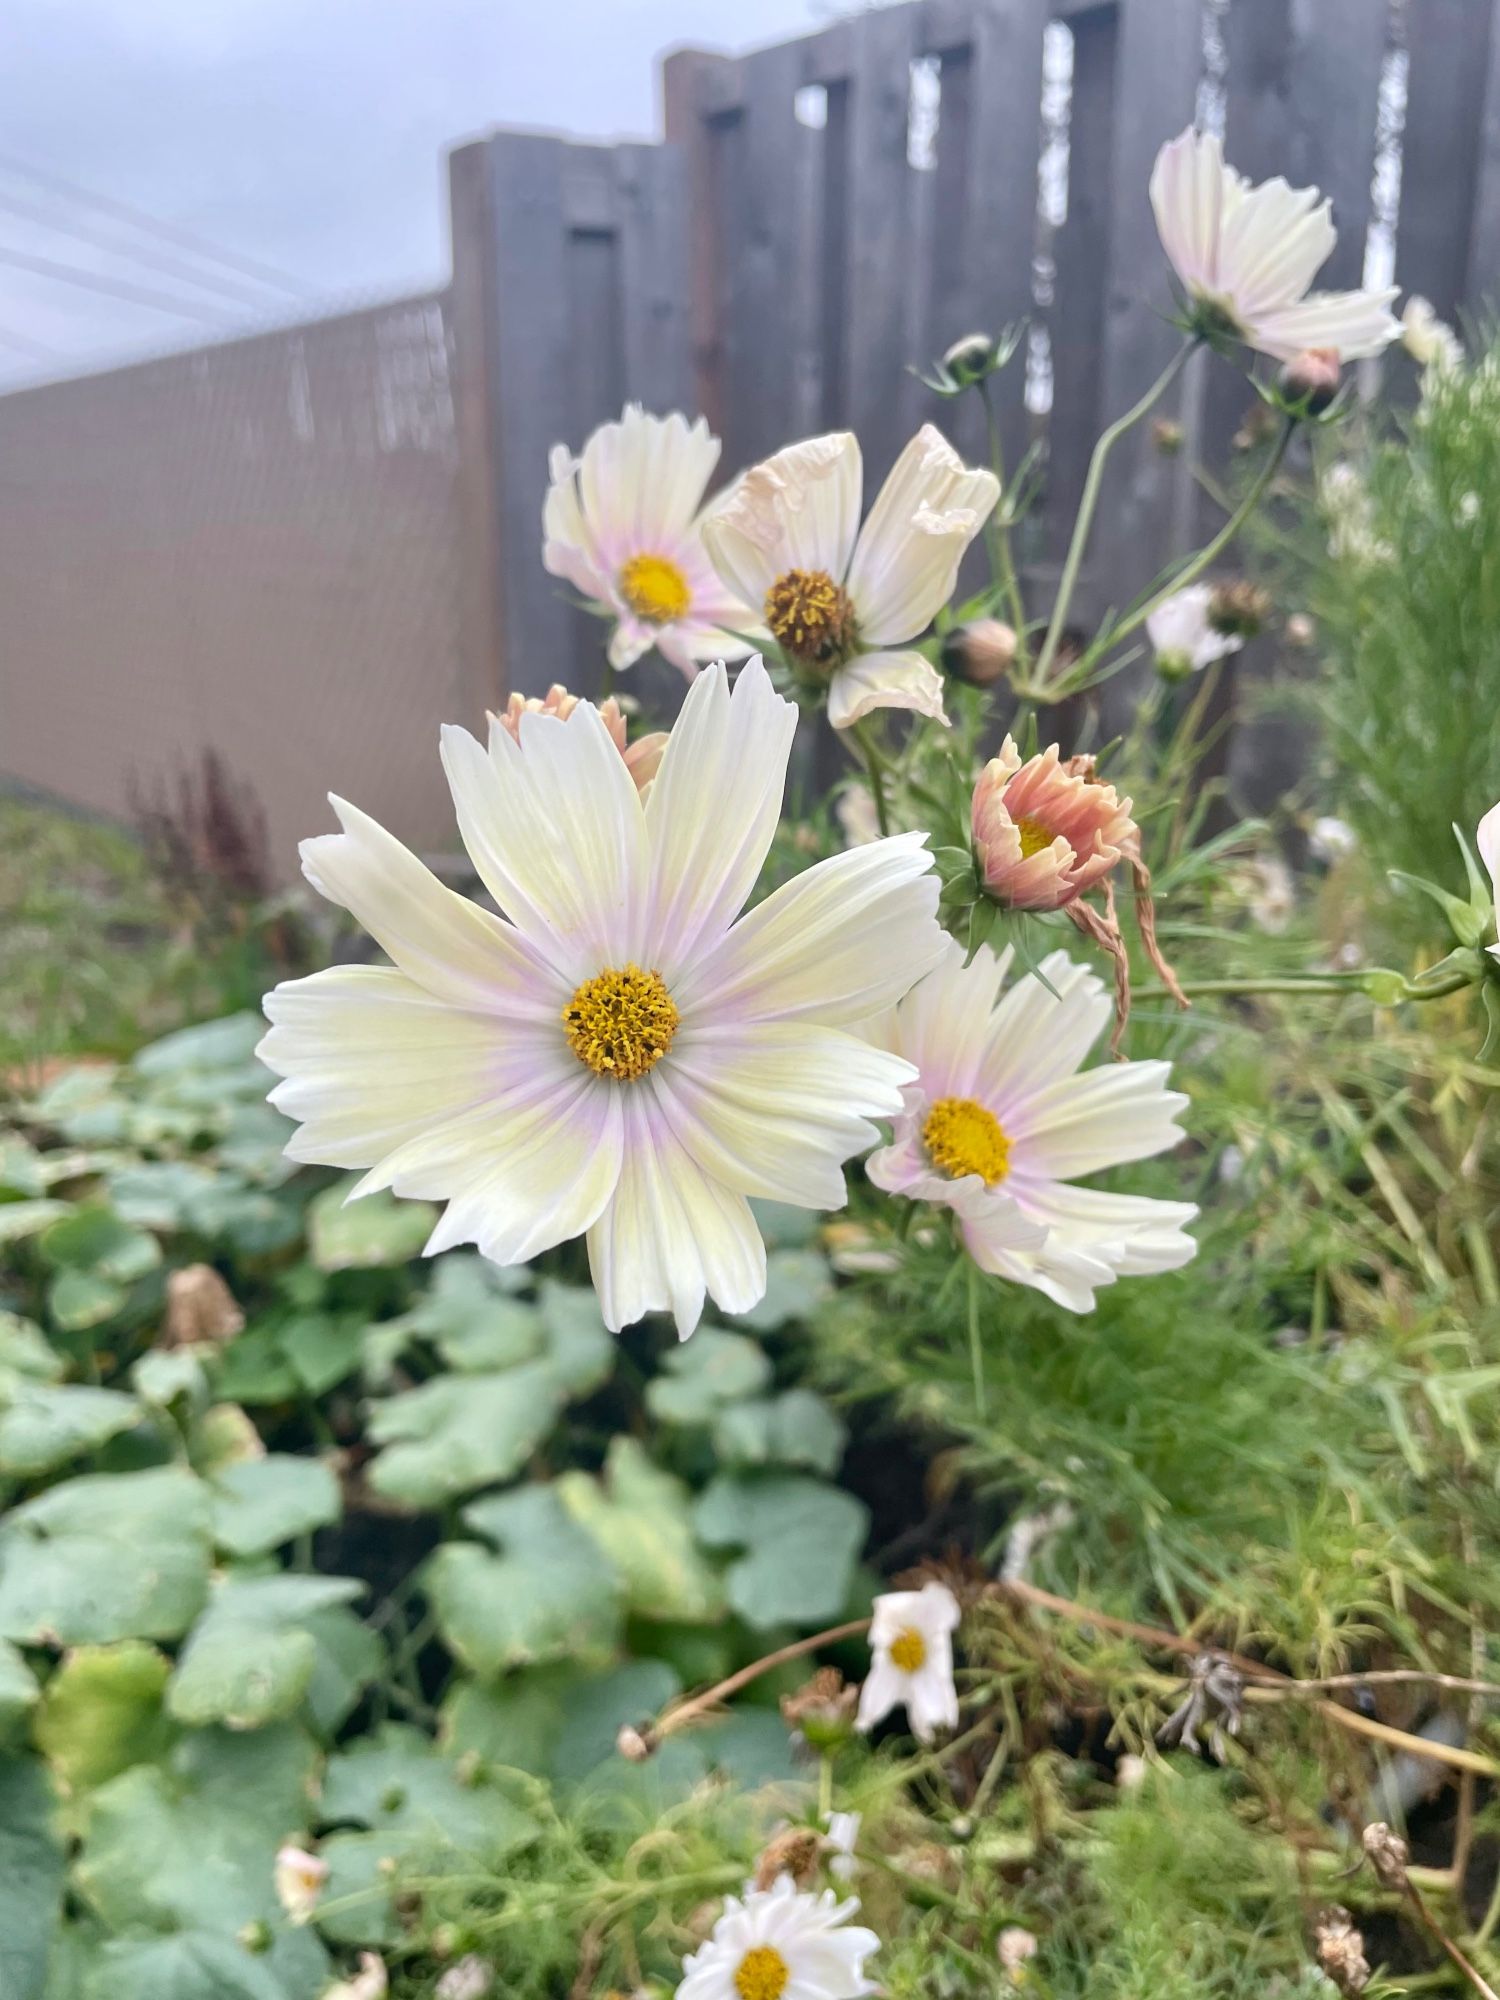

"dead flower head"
[1156, 1652, 1244, 1762]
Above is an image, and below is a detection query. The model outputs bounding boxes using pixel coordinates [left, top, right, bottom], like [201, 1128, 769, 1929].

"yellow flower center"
[923, 1096, 1012, 1186]
[889, 1626, 928, 1673]
[563, 965, 679, 1082]
[765, 566, 858, 669]
[618, 553, 691, 625]
[734, 1946, 791, 2000]
[1015, 814, 1055, 860]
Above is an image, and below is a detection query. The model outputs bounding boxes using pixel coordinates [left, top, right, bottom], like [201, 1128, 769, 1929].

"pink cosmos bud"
[490, 686, 661, 792]
[1277, 345, 1341, 414]
[942, 618, 1017, 688]
[971, 738, 1137, 912]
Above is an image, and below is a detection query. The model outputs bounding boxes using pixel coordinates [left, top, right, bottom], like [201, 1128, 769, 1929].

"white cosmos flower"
[855, 1581, 961, 1743]
[274, 1844, 327, 1925]
[1146, 583, 1243, 676]
[1150, 128, 1399, 362]
[1402, 295, 1463, 373]
[867, 940, 1198, 1314]
[543, 404, 760, 677]
[1477, 801, 1500, 967]
[702, 425, 999, 731]
[258, 658, 944, 1339]
[676, 1874, 879, 2000]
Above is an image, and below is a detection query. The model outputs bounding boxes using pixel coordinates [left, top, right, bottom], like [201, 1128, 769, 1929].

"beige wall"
[0, 294, 485, 880]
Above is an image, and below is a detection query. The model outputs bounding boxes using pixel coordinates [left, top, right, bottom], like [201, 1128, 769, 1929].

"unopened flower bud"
[1155, 648, 1194, 684]
[1151, 417, 1184, 456]
[1208, 580, 1272, 639]
[237, 1921, 273, 1955]
[941, 332, 996, 387]
[1278, 345, 1342, 414]
[1284, 610, 1316, 649]
[616, 1723, 655, 1763]
[942, 618, 1017, 688]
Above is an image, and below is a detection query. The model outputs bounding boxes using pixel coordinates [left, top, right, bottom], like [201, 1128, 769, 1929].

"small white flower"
[322, 1954, 387, 2000]
[703, 426, 998, 730]
[823, 1810, 861, 1882]
[867, 941, 1198, 1314]
[676, 1873, 879, 1999]
[1401, 295, 1463, 373]
[855, 1580, 961, 1744]
[998, 1926, 1039, 1982]
[1309, 816, 1356, 864]
[260, 659, 945, 1338]
[1146, 583, 1244, 676]
[274, 1845, 327, 1926]
[1150, 128, 1399, 362]
[543, 405, 761, 677]
[1235, 854, 1295, 934]
[436, 1956, 494, 2000]
[1477, 801, 1500, 968]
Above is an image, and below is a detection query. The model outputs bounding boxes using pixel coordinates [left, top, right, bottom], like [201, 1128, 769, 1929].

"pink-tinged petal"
[883, 936, 1012, 1098]
[655, 1020, 914, 1208]
[1244, 288, 1400, 362]
[826, 650, 949, 731]
[586, 1093, 765, 1336]
[700, 433, 864, 611]
[1149, 128, 1228, 295]
[541, 443, 611, 601]
[299, 798, 560, 1017]
[845, 426, 998, 646]
[643, 656, 798, 977]
[1217, 176, 1334, 317]
[867, 1108, 1047, 1241]
[576, 404, 721, 558]
[676, 832, 944, 1027]
[606, 616, 657, 672]
[441, 704, 648, 980]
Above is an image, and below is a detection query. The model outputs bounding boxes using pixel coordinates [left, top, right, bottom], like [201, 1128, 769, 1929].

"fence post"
[1397, 0, 1497, 322]
[447, 140, 507, 718]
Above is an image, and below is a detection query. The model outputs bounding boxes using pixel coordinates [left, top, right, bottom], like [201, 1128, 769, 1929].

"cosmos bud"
[941, 332, 998, 388]
[1152, 417, 1184, 456]
[942, 618, 1018, 687]
[1277, 345, 1342, 415]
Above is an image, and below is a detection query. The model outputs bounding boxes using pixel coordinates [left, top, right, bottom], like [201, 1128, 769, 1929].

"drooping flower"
[1150, 128, 1399, 362]
[1477, 801, 1500, 967]
[1402, 295, 1463, 373]
[867, 940, 1198, 1312]
[542, 405, 760, 678]
[676, 1874, 880, 2000]
[274, 1845, 327, 1926]
[702, 426, 999, 730]
[491, 682, 666, 793]
[259, 659, 944, 1338]
[1146, 583, 1244, 679]
[855, 1580, 961, 1743]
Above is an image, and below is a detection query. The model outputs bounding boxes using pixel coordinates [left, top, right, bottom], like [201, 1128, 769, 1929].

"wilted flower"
[1315, 1907, 1371, 1997]
[867, 941, 1198, 1311]
[322, 1954, 388, 2000]
[972, 738, 1135, 912]
[491, 683, 666, 793]
[752, 1828, 824, 1893]
[274, 1845, 327, 1926]
[543, 405, 760, 677]
[856, 1580, 961, 1743]
[703, 426, 998, 730]
[259, 660, 944, 1338]
[435, 1959, 494, 2000]
[676, 1874, 879, 2000]
[1402, 295, 1462, 373]
[1150, 128, 1398, 361]
[1146, 584, 1244, 679]
[942, 617, 1018, 688]
[780, 1665, 860, 1749]
[162, 1262, 245, 1348]
[1157, 1651, 1244, 1761]
[1207, 580, 1272, 639]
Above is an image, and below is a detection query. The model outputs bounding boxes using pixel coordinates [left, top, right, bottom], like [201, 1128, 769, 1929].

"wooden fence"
[451, 0, 1500, 703]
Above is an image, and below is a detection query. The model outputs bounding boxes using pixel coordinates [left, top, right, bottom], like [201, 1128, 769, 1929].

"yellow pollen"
[618, 552, 691, 625]
[889, 1626, 928, 1673]
[1016, 814, 1054, 860]
[563, 965, 679, 1082]
[734, 1946, 790, 2000]
[765, 566, 857, 669]
[923, 1096, 1012, 1186]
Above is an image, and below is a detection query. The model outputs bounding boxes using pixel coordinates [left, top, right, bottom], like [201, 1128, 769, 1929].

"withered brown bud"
[753, 1826, 823, 1892]
[615, 1724, 655, 1764]
[942, 618, 1018, 688]
[1278, 345, 1342, 415]
[163, 1263, 245, 1348]
[1208, 580, 1273, 640]
[1361, 1821, 1410, 1891]
[1151, 417, 1185, 456]
[780, 1666, 858, 1751]
[1315, 1907, 1371, 1996]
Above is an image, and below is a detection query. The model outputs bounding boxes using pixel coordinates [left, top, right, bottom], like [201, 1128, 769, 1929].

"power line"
[0, 148, 309, 300]
[0, 243, 235, 324]
[0, 185, 280, 310]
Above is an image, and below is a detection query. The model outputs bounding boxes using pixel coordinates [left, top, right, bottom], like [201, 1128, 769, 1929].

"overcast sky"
[0, 0, 828, 388]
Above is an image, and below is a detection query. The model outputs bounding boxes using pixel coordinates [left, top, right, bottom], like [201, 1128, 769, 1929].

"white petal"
[442, 704, 648, 980]
[1018, 1180, 1199, 1276]
[826, 650, 949, 731]
[855, 1656, 906, 1734]
[578, 404, 721, 556]
[1217, 175, 1334, 317]
[541, 443, 611, 601]
[1009, 1060, 1189, 1179]
[904, 1658, 959, 1742]
[299, 798, 559, 1017]
[643, 656, 798, 977]
[1149, 128, 1229, 295]
[1244, 287, 1400, 362]
[1478, 802, 1500, 901]
[658, 1020, 913, 1208]
[884, 936, 1011, 1097]
[845, 426, 997, 646]
[587, 1093, 765, 1336]
[701, 432, 863, 612]
[677, 833, 944, 1027]
[972, 951, 1113, 1114]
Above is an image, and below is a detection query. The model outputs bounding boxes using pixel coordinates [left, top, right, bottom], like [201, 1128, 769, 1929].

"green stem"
[967, 1257, 986, 1419]
[1033, 336, 1197, 685]
[1135, 969, 1475, 1004]
[853, 720, 892, 836]
[818, 1751, 834, 1821]
[979, 378, 1030, 667]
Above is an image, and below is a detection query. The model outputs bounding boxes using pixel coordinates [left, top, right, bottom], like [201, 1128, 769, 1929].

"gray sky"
[0, 0, 824, 388]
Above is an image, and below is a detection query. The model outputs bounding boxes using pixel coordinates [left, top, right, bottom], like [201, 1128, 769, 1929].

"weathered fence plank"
[1397, 0, 1496, 322]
